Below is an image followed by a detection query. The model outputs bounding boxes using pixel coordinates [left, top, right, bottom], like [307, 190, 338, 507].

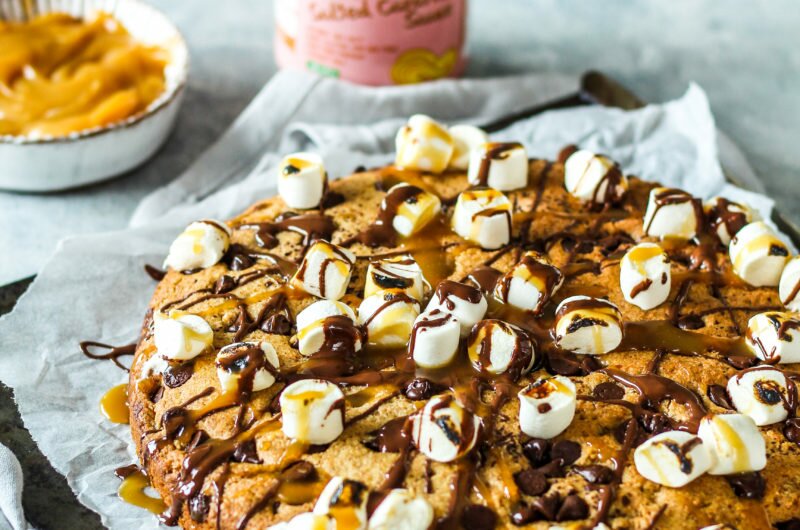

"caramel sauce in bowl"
[0, 0, 188, 191]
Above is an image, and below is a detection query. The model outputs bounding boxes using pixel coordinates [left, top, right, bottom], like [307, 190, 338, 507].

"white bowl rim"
[0, 0, 189, 146]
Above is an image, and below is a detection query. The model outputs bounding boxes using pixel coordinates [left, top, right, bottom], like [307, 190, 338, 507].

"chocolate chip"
[639, 411, 672, 435]
[575, 241, 595, 254]
[262, 313, 292, 335]
[148, 385, 164, 404]
[707, 384, 735, 410]
[538, 403, 552, 413]
[726, 355, 758, 370]
[214, 275, 236, 294]
[530, 493, 560, 520]
[556, 494, 589, 521]
[230, 253, 254, 271]
[560, 237, 577, 252]
[551, 440, 581, 465]
[161, 407, 189, 440]
[163, 362, 194, 388]
[280, 461, 317, 482]
[188, 494, 210, 522]
[514, 469, 549, 496]
[593, 381, 625, 400]
[784, 418, 800, 443]
[573, 464, 614, 484]
[536, 459, 566, 478]
[403, 378, 445, 401]
[777, 518, 800, 530]
[461, 504, 497, 530]
[321, 191, 346, 209]
[726, 472, 765, 500]
[232, 440, 261, 464]
[677, 314, 705, 330]
[613, 420, 629, 444]
[613, 419, 648, 447]
[581, 355, 604, 373]
[510, 501, 536, 526]
[186, 430, 209, 452]
[522, 438, 550, 467]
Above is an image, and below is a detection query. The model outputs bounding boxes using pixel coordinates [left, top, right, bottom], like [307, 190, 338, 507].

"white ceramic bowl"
[0, 0, 189, 192]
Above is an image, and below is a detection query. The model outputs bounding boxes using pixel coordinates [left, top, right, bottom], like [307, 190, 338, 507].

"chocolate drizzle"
[144, 264, 166, 281]
[495, 253, 563, 314]
[643, 188, 704, 237]
[472, 142, 523, 187]
[346, 184, 432, 248]
[79, 341, 136, 370]
[707, 197, 749, 242]
[239, 212, 336, 249]
[465, 266, 503, 294]
[600, 367, 707, 432]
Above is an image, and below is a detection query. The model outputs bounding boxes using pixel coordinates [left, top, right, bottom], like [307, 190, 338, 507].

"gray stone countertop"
[0, 1, 797, 528]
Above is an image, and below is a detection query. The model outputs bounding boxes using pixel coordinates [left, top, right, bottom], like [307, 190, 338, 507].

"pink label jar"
[274, 0, 467, 86]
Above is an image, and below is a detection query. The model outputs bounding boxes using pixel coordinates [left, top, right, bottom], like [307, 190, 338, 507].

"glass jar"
[274, 0, 467, 86]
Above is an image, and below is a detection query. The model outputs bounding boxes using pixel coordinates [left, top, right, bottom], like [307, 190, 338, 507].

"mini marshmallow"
[619, 243, 671, 310]
[633, 430, 713, 487]
[642, 188, 702, 240]
[554, 296, 623, 355]
[467, 142, 528, 191]
[468, 319, 535, 379]
[451, 188, 512, 250]
[295, 300, 361, 357]
[216, 341, 280, 393]
[313, 477, 369, 530]
[564, 149, 627, 204]
[727, 367, 792, 426]
[518, 375, 576, 439]
[163, 220, 231, 271]
[730, 221, 791, 287]
[358, 290, 420, 348]
[292, 240, 355, 300]
[448, 124, 489, 170]
[384, 184, 442, 238]
[395, 114, 454, 173]
[364, 254, 429, 301]
[780, 257, 800, 311]
[494, 251, 564, 314]
[368, 488, 434, 530]
[268, 513, 335, 530]
[277, 152, 327, 210]
[425, 280, 488, 337]
[704, 196, 757, 245]
[153, 311, 213, 361]
[745, 311, 800, 363]
[410, 309, 461, 369]
[698, 413, 766, 475]
[412, 394, 481, 462]
[280, 379, 345, 445]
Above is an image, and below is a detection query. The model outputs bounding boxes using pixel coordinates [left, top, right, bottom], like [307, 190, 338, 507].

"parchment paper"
[0, 77, 789, 529]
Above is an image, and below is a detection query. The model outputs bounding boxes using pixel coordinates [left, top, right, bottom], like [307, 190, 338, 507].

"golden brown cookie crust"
[128, 160, 797, 530]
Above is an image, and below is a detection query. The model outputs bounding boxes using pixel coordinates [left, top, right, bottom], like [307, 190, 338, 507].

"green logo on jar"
[306, 60, 340, 78]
